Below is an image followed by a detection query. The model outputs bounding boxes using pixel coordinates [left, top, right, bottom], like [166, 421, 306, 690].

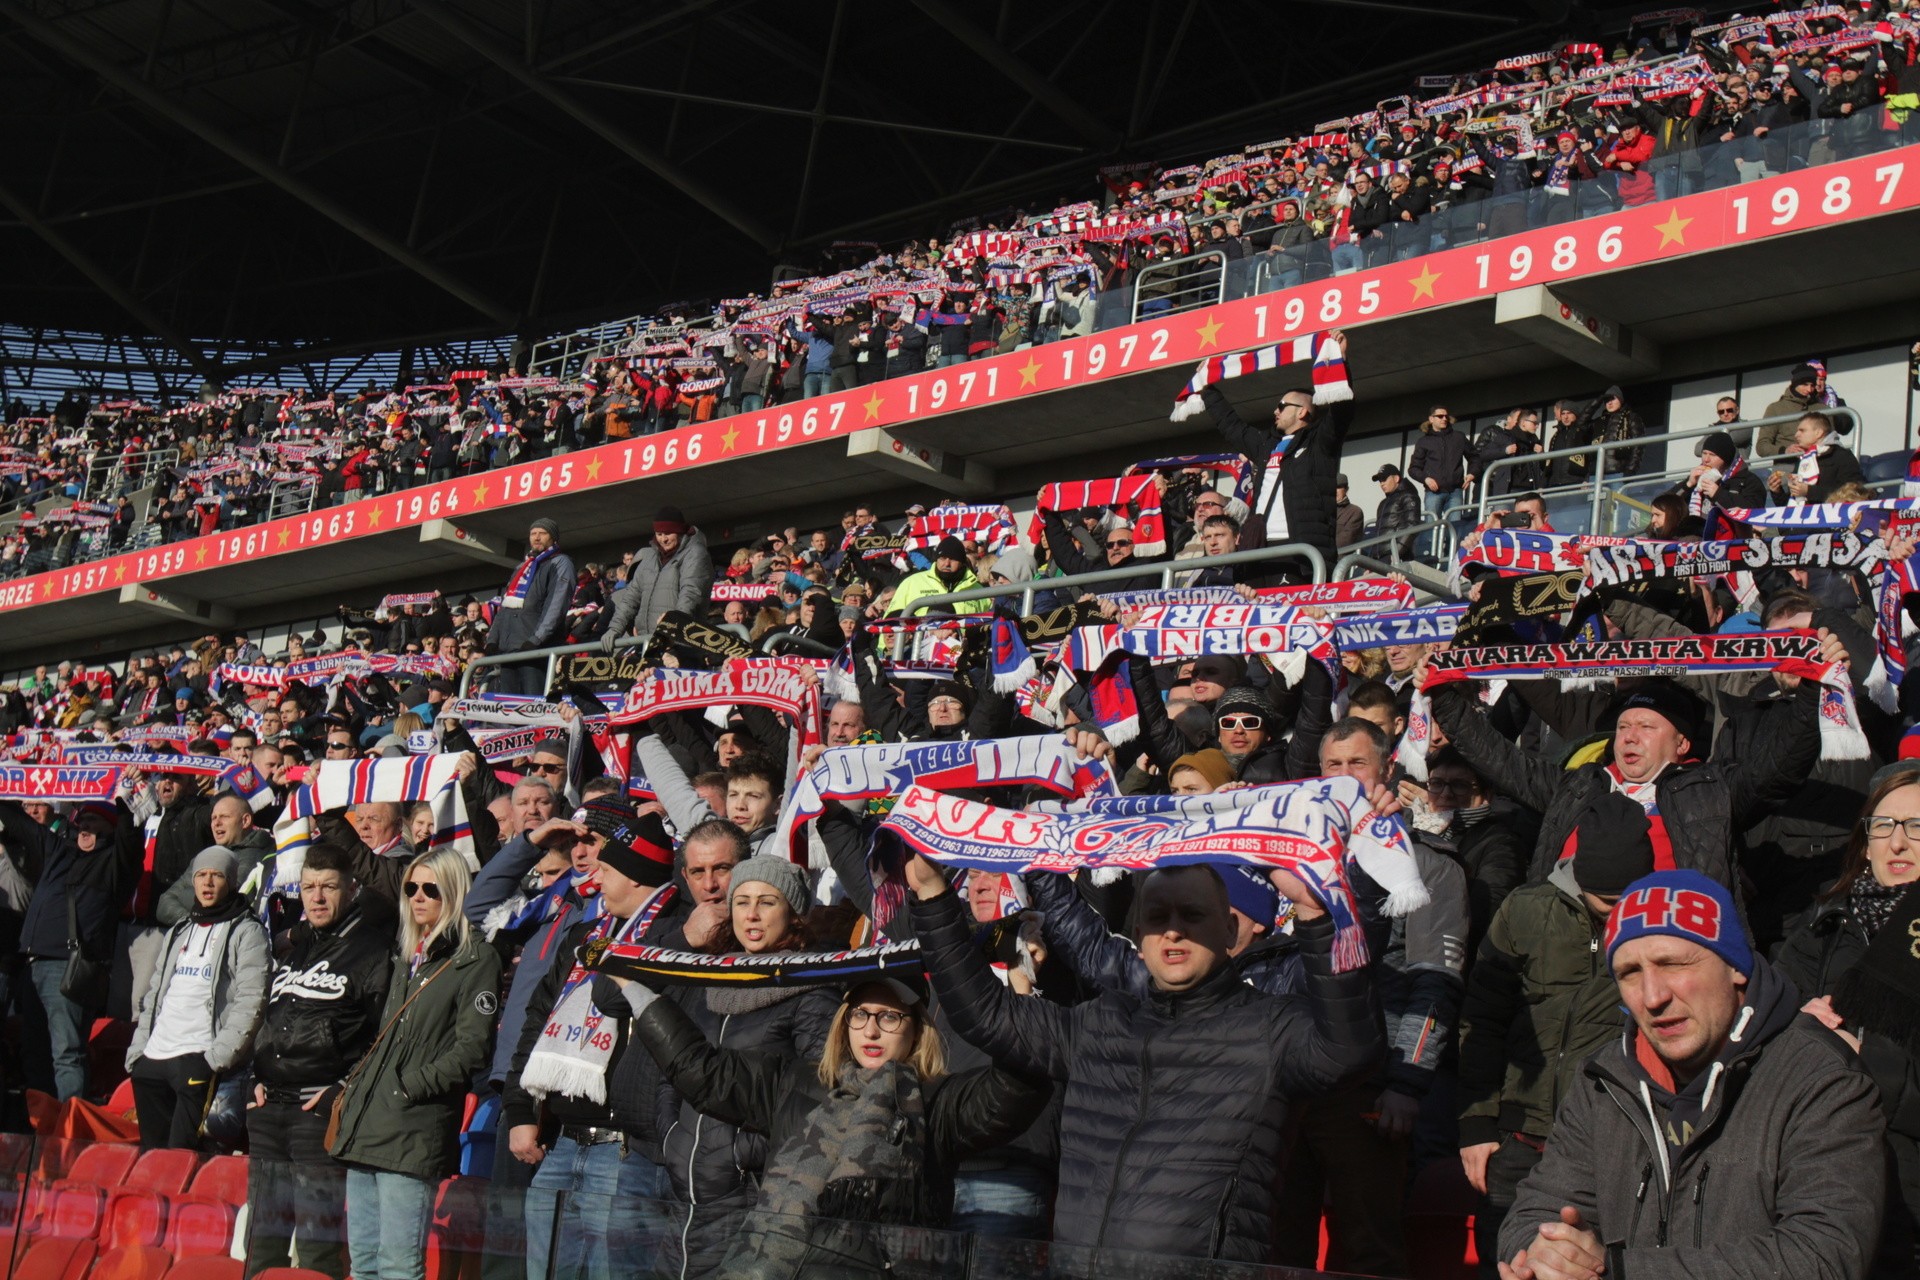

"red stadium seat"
[122, 1150, 199, 1197]
[425, 1175, 488, 1280]
[156, 1259, 241, 1280]
[14, 1238, 95, 1280]
[88, 1245, 173, 1280]
[87, 1021, 134, 1100]
[106, 1081, 136, 1114]
[54, 1143, 138, 1190]
[183, 1157, 247, 1208]
[249, 1270, 334, 1280]
[103, 1190, 169, 1251]
[160, 1199, 234, 1260]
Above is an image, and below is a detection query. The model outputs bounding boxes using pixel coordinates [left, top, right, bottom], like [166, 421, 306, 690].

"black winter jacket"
[1408, 426, 1470, 491]
[149, 793, 215, 917]
[1201, 382, 1356, 581]
[912, 887, 1380, 1269]
[254, 900, 394, 1091]
[662, 984, 839, 1280]
[13, 801, 133, 962]
[1375, 483, 1423, 556]
[633, 992, 1049, 1273]
[1430, 680, 1821, 888]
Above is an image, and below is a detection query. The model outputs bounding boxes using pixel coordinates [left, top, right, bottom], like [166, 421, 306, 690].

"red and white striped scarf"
[1028, 475, 1168, 556]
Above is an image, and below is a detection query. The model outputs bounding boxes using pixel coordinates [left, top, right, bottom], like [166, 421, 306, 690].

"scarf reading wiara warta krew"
[1099, 577, 1416, 616]
[772, 736, 1118, 859]
[610, 657, 824, 748]
[271, 753, 476, 892]
[1027, 474, 1169, 556]
[518, 884, 676, 1104]
[1422, 629, 1868, 759]
[875, 778, 1416, 972]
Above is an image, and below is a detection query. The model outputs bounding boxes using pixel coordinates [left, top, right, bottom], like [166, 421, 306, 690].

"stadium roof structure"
[1, 0, 1562, 392]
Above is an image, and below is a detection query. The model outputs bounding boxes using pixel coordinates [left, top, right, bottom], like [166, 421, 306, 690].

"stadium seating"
[87, 1245, 173, 1280]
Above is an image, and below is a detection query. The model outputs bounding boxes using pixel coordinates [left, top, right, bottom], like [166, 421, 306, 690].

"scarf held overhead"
[611, 658, 824, 748]
[271, 753, 476, 892]
[1028, 475, 1168, 556]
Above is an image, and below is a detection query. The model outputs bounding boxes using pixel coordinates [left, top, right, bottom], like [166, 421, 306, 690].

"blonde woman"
[329, 848, 501, 1280]
[617, 974, 1049, 1279]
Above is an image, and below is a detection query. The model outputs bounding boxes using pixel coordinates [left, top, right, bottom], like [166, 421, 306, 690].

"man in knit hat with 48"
[487, 517, 575, 696]
[1496, 869, 1886, 1279]
[601, 505, 714, 651]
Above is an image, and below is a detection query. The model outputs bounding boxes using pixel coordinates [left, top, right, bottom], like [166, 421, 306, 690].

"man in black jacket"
[906, 843, 1381, 1272]
[1373, 463, 1422, 561]
[505, 808, 678, 1280]
[1672, 429, 1768, 513]
[1408, 406, 1470, 560]
[245, 844, 392, 1280]
[1198, 329, 1355, 584]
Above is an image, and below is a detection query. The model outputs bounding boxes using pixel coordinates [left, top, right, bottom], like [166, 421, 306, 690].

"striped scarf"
[499, 547, 558, 609]
[1028, 475, 1169, 556]
[270, 753, 475, 892]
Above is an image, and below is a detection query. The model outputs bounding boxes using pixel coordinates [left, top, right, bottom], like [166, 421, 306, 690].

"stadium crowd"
[4, 6, 1920, 1280]
[5, 4, 1920, 580]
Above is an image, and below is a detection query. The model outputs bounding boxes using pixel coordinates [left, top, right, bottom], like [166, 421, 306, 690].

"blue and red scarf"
[499, 547, 558, 609]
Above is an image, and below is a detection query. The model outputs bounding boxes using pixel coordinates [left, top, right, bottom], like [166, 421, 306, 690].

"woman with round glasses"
[330, 847, 501, 1280]
[1776, 770, 1920, 1270]
[615, 972, 1049, 1278]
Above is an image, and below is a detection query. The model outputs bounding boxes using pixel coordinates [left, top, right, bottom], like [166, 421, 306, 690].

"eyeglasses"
[1106, 539, 1134, 549]
[1194, 499, 1226, 510]
[529, 762, 565, 776]
[928, 697, 964, 711]
[846, 1007, 911, 1032]
[1217, 714, 1267, 731]
[1864, 816, 1920, 841]
[403, 880, 442, 900]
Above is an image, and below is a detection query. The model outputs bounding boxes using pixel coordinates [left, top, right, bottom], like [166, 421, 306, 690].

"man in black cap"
[502, 796, 679, 1280]
[1456, 792, 1660, 1269]
[601, 506, 713, 652]
[487, 517, 575, 696]
[1675, 429, 1768, 511]
[1432, 666, 1825, 888]
[887, 535, 987, 617]
[1372, 463, 1422, 561]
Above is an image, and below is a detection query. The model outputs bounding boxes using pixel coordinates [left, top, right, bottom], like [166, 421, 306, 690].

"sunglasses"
[529, 762, 565, 776]
[326, 741, 354, 752]
[1717, 407, 1738, 416]
[1217, 714, 1267, 731]
[403, 880, 442, 900]
[1106, 539, 1134, 549]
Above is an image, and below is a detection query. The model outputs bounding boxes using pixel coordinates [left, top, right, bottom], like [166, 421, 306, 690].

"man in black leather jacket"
[244, 844, 392, 1280]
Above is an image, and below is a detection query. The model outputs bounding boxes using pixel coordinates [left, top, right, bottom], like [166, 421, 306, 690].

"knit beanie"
[927, 679, 974, 713]
[529, 517, 560, 538]
[729, 854, 809, 916]
[190, 845, 240, 883]
[653, 505, 689, 535]
[1606, 679, 1706, 753]
[1212, 686, 1270, 725]
[1221, 865, 1280, 929]
[577, 797, 673, 888]
[934, 536, 968, 563]
[1170, 748, 1236, 792]
[1605, 870, 1752, 977]
[1567, 792, 1663, 896]
[1700, 431, 1738, 463]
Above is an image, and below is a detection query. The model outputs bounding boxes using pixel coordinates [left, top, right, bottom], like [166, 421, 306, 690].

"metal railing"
[1129, 249, 1226, 325]
[1472, 407, 1864, 532]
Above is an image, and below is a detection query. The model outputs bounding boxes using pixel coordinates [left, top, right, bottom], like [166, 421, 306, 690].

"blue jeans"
[950, 1165, 1051, 1239]
[1421, 485, 1459, 559]
[344, 1168, 434, 1280]
[22, 957, 89, 1100]
[524, 1136, 671, 1280]
[1329, 241, 1364, 274]
[802, 372, 829, 400]
[936, 353, 967, 367]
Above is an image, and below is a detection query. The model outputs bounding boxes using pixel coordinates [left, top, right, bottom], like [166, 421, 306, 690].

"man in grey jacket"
[1498, 869, 1884, 1279]
[600, 506, 714, 652]
[487, 517, 575, 696]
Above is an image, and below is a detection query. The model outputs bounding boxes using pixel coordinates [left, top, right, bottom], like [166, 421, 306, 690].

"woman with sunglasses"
[614, 972, 1048, 1279]
[330, 848, 501, 1280]
[1775, 771, 1920, 1270]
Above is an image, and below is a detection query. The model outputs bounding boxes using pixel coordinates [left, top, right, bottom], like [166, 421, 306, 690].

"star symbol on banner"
[1017, 357, 1042, 389]
[194, 546, 207, 566]
[720, 422, 740, 452]
[584, 456, 603, 482]
[862, 391, 885, 422]
[1654, 207, 1692, 248]
[366, 506, 383, 530]
[112, 564, 125, 583]
[1195, 314, 1224, 349]
[1408, 264, 1442, 301]
[275, 528, 289, 549]
[472, 479, 491, 505]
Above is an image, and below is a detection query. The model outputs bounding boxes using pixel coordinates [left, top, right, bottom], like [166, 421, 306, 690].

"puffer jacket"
[662, 983, 838, 1280]
[605, 530, 715, 642]
[1498, 959, 1885, 1278]
[128, 901, 271, 1075]
[252, 900, 393, 1091]
[328, 930, 502, 1180]
[1374, 483, 1423, 557]
[633, 992, 1049, 1279]
[1430, 680, 1821, 888]
[1201, 381, 1356, 580]
[1456, 869, 1619, 1146]
[911, 886, 1380, 1270]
